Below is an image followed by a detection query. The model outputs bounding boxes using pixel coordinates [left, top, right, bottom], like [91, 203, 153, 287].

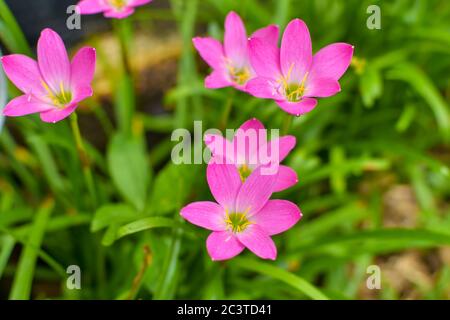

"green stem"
[281, 113, 294, 135]
[219, 90, 235, 131]
[69, 113, 97, 208]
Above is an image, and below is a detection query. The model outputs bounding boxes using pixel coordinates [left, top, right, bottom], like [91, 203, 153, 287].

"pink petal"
[205, 69, 231, 89]
[1, 55, 45, 96]
[104, 7, 135, 19]
[263, 135, 296, 163]
[3, 95, 53, 117]
[248, 37, 281, 79]
[224, 11, 248, 67]
[245, 77, 282, 100]
[251, 24, 279, 47]
[39, 104, 77, 123]
[207, 231, 245, 261]
[309, 43, 354, 81]
[71, 85, 93, 104]
[180, 201, 226, 231]
[236, 224, 276, 260]
[252, 200, 301, 235]
[204, 134, 235, 163]
[233, 118, 266, 166]
[71, 47, 96, 90]
[305, 77, 340, 98]
[280, 19, 312, 82]
[77, 0, 107, 14]
[37, 29, 71, 92]
[206, 162, 242, 210]
[192, 37, 224, 69]
[273, 165, 298, 192]
[129, 0, 153, 6]
[235, 166, 277, 216]
[276, 97, 317, 116]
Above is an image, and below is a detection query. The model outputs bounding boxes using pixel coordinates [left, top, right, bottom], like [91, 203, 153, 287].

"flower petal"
[251, 24, 279, 47]
[192, 37, 224, 69]
[104, 7, 135, 19]
[263, 135, 296, 163]
[205, 69, 230, 89]
[252, 200, 301, 235]
[236, 166, 277, 216]
[3, 95, 53, 117]
[39, 104, 77, 123]
[224, 11, 248, 67]
[248, 37, 281, 79]
[236, 224, 276, 260]
[207, 231, 245, 261]
[273, 165, 298, 192]
[77, 0, 107, 14]
[180, 201, 226, 231]
[71, 47, 96, 89]
[71, 85, 93, 104]
[37, 29, 71, 91]
[280, 19, 312, 82]
[206, 162, 242, 210]
[309, 43, 354, 81]
[129, 0, 153, 6]
[1, 54, 45, 96]
[233, 118, 266, 166]
[204, 133, 235, 163]
[305, 77, 340, 98]
[276, 97, 317, 116]
[245, 77, 282, 100]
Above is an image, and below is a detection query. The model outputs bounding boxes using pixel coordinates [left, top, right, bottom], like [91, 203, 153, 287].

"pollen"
[41, 81, 72, 108]
[225, 209, 251, 233]
[238, 164, 252, 182]
[226, 60, 251, 86]
[109, 0, 127, 10]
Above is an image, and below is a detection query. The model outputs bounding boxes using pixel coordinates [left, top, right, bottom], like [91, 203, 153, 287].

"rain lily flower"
[193, 11, 279, 91]
[204, 118, 298, 192]
[181, 162, 301, 260]
[1, 29, 96, 123]
[77, 0, 153, 19]
[246, 19, 354, 115]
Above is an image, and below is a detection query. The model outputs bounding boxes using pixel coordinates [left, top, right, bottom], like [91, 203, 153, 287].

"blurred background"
[0, 0, 449, 300]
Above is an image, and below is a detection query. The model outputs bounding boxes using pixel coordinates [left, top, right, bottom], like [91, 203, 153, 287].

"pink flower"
[77, 0, 152, 19]
[193, 11, 279, 91]
[1, 29, 96, 123]
[181, 162, 301, 260]
[204, 118, 298, 192]
[246, 19, 354, 116]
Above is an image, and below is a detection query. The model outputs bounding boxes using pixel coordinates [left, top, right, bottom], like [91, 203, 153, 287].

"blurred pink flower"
[246, 19, 354, 116]
[77, 0, 152, 19]
[1, 28, 96, 123]
[181, 162, 301, 261]
[204, 118, 298, 192]
[193, 11, 279, 91]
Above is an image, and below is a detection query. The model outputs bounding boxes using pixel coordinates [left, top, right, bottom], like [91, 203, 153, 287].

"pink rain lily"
[193, 11, 279, 91]
[246, 19, 354, 115]
[1, 28, 96, 123]
[181, 162, 301, 260]
[204, 118, 298, 192]
[77, 0, 153, 19]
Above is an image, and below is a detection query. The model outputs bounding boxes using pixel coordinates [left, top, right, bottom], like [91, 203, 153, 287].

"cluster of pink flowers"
[1, 6, 354, 262]
[194, 12, 354, 116]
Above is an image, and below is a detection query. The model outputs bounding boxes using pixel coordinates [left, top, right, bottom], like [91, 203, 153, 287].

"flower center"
[279, 63, 309, 102]
[225, 212, 251, 233]
[226, 60, 251, 86]
[41, 81, 72, 108]
[108, 0, 127, 10]
[238, 164, 252, 182]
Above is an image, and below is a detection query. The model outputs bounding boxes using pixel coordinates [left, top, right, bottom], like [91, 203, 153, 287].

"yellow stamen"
[224, 207, 252, 233]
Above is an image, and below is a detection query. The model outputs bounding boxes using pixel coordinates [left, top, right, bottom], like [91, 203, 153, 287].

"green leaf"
[107, 134, 150, 211]
[232, 258, 329, 300]
[359, 65, 383, 107]
[9, 199, 54, 300]
[91, 203, 139, 232]
[115, 217, 178, 240]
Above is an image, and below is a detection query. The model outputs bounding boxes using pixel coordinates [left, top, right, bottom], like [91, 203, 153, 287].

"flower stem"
[281, 113, 294, 135]
[219, 90, 235, 131]
[69, 113, 97, 208]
